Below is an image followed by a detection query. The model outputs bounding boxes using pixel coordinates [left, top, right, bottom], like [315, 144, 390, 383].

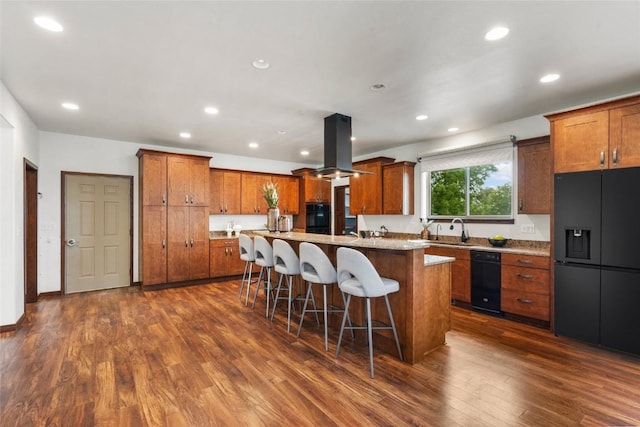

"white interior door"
[64, 174, 131, 293]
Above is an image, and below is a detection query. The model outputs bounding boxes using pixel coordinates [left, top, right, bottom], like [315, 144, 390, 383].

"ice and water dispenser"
[564, 228, 591, 260]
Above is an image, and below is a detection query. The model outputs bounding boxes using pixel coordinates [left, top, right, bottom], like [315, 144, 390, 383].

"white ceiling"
[1, 1, 639, 165]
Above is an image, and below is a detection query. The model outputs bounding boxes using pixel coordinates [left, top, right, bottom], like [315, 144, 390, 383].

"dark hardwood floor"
[2, 279, 640, 426]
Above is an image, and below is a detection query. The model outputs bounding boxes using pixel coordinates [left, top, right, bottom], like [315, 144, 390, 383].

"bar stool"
[251, 236, 274, 317]
[238, 234, 255, 300]
[335, 247, 403, 378]
[270, 239, 303, 333]
[297, 242, 352, 351]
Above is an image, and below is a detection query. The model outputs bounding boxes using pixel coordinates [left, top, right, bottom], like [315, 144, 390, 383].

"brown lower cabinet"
[424, 246, 471, 303]
[167, 206, 210, 282]
[141, 205, 167, 286]
[209, 238, 255, 278]
[500, 253, 550, 321]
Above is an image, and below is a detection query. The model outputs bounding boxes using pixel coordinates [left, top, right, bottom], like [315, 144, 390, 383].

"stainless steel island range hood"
[314, 113, 370, 179]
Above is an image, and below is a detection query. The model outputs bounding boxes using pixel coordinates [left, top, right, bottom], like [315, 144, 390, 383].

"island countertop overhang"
[253, 230, 431, 251]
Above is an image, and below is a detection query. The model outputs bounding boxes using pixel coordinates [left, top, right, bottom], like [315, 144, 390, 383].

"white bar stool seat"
[297, 242, 352, 351]
[270, 239, 303, 333]
[251, 236, 274, 317]
[335, 247, 403, 378]
[238, 234, 256, 300]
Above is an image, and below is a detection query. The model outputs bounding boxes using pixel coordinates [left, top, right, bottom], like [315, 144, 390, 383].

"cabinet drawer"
[501, 253, 549, 269]
[501, 265, 549, 294]
[210, 239, 237, 248]
[501, 288, 549, 321]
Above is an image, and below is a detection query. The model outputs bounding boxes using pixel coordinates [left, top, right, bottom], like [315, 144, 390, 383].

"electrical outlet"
[520, 224, 535, 233]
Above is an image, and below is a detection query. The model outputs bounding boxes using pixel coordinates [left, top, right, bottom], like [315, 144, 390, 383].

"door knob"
[66, 238, 78, 247]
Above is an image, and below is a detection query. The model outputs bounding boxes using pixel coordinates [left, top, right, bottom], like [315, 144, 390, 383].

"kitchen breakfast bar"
[255, 231, 454, 364]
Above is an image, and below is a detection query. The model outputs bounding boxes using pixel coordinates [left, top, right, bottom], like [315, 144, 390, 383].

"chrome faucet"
[450, 217, 469, 242]
[435, 224, 442, 241]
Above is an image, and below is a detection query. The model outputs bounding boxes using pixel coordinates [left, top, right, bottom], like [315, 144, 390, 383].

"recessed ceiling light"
[350, 136, 356, 142]
[416, 114, 428, 121]
[204, 106, 219, 115]
[277, 130, 287, 135]
[540, 73, 560, 83]
[448, 127, 459, 132]
[34, 16, 63, 32]
[370, 84, 386, 91]
[252, 59, 270, 70]
[485, 26, 509, 41]
[300, 150, 309, 156]
[61, 102, 79, 110]
[249, 142, 259, 148]
[179, 132, 191, 139]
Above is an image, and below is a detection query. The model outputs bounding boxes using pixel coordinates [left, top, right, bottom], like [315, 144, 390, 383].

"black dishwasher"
[471, 250, 502, 314]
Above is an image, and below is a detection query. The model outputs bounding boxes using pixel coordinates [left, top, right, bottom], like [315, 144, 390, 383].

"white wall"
[352, 114, 552, 242]
[38, 131, 307, 293]
[0, 82, 40, 327]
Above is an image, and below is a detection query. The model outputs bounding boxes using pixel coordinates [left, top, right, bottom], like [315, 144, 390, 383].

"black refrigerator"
[554, 168, 640, 356]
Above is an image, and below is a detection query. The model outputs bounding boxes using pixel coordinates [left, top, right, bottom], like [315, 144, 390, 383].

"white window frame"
[419, 140, 516, 220]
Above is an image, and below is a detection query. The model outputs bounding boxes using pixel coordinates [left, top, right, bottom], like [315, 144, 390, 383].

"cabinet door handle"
[229, 248, 233, 256]
[600, 150, 605, 167]
[516, 298, 533, 304]
[612, 147, 618, 166]
[190, 239, 194, 247]
[162, 239, 165, 249]
[185, 240, 189, 247]
[219, 207, 224, 213]
[162, 195, 166, 204]
[517, 273, 534, 280]
[224, 248, 228, 255]
[185, 195, 189, 204]
[516, 259, 533, 264]
[190, 195, 194, 204]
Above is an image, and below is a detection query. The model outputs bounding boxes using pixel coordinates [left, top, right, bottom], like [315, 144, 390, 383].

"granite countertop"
[253, 230, 431, 251]
[210, 230, 550, 257]
[425, 241, 549, 257]
[424, 254, 456, 266]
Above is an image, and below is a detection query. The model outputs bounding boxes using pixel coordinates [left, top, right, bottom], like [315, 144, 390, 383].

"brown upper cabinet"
[517, 136, 550, 214]
[382, 161, 415, 215]
[547, 95, 640, 173]
[240, 172, 272, 214]
[350, 157, 395, 215]
[140, 152, 168, 206]
[239, 171, 299, 215]
[271, 175, 300, 215]
[292, 168, 331, 203]
[209, 169, 242, 214]
[167, 156, 210, 206]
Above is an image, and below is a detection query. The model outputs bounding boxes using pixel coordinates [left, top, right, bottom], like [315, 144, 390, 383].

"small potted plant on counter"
[262, 181, 279, 231]
[420, 218, 434, 240]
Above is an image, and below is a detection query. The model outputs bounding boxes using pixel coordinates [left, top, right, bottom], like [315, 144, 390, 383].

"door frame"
[334, 185, 347, 235]
[24, 159, 38, 305]
[61, 172, 134, 295]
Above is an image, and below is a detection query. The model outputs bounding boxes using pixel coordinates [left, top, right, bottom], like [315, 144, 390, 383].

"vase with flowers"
[420, 218, 435, 240]
[262, 181, 280, 231]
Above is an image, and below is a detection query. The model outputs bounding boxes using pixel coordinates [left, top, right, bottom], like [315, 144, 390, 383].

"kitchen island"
[255, 231, 454, 364]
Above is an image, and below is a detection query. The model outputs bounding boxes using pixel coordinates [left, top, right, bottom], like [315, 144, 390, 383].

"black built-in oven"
[306, 203, 330, 234]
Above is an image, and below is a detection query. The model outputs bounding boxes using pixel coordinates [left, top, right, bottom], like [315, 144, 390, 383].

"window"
[420, 141, 514, 219]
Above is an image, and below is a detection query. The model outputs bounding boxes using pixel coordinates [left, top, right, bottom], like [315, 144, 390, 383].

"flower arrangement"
[261, 181, 279, 208]
[420, 218, 435, 231]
